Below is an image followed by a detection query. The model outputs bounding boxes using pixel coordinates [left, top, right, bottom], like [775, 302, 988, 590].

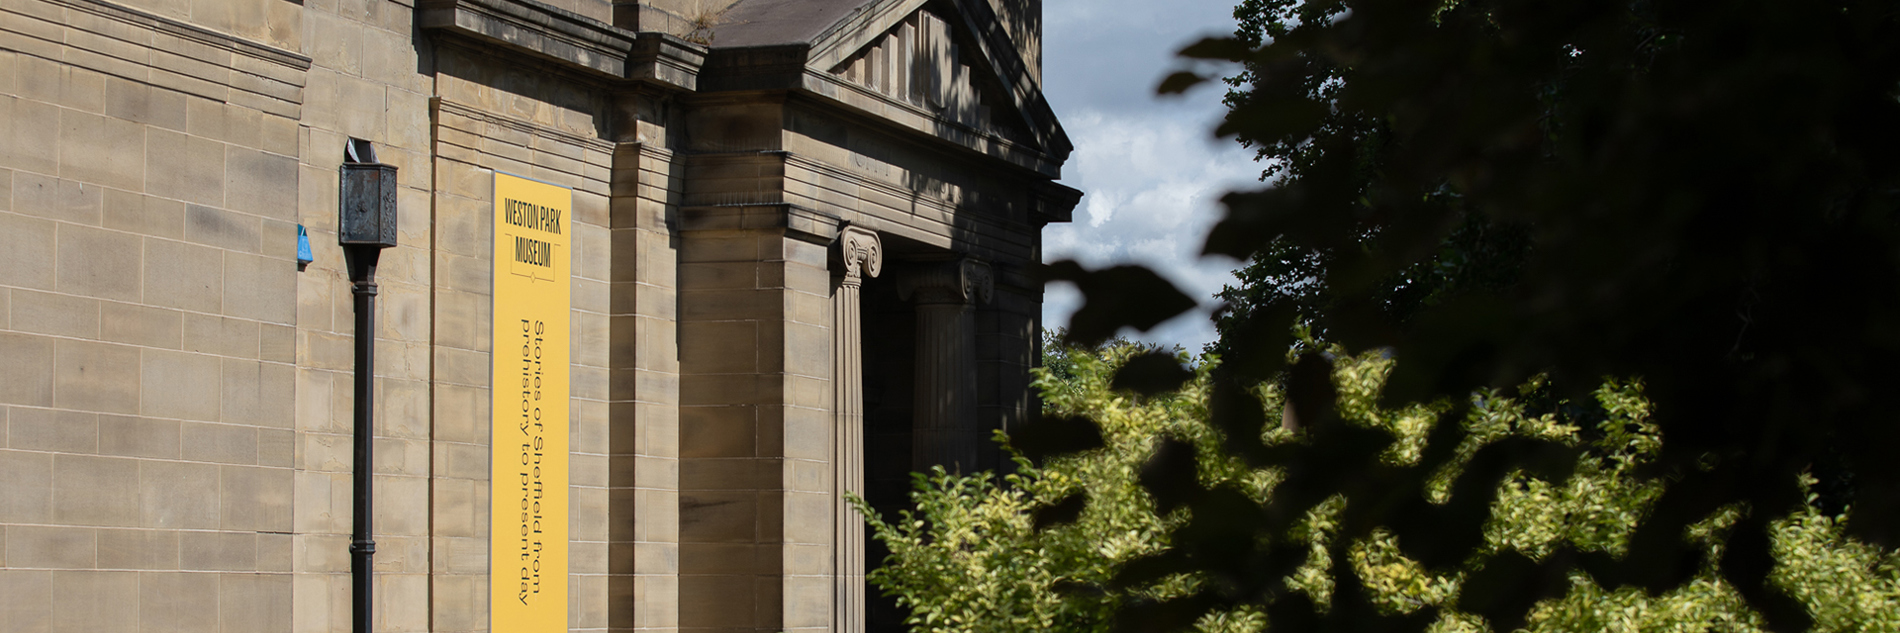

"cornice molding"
[798, 70, 1060, 178]
[681, 150, 1040, 242]
[697, 12, 1066, 178]
[945, 0, 1069, 159]
[796, 0, 1070, 161]
[629, 32, 708, 90]
[1030, 180, 1081, 226]
[419, 0, 705, 90]
[46, 0, 311, 72]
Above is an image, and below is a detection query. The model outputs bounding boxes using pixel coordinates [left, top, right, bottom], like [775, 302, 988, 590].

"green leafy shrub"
[857, 338, 1900, 632]
[853, 342, 1211, 632]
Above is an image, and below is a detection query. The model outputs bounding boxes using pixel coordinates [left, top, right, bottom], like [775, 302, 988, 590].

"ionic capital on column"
[896, 257, 993, 305]
[832, 225, 883, 286]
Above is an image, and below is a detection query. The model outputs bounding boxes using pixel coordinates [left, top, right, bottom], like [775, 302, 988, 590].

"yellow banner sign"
[491, 172, 570, 632]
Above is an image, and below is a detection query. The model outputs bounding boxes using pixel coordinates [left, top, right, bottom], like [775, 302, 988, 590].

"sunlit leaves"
[861, 339, 1900, 632]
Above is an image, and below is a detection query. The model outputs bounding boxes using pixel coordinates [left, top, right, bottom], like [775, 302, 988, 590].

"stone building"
[0, 0, 1078, 630]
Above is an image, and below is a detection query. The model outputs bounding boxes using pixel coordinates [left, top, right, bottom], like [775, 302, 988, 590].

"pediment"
[807, 0, 1068, 157]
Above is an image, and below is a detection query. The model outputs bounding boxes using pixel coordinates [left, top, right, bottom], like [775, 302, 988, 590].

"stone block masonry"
[0, 0, 1077, 631]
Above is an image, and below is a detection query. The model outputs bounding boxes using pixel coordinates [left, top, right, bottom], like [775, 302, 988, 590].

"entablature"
[419, 0, 706, 90]
[417, 0, 1070, 180]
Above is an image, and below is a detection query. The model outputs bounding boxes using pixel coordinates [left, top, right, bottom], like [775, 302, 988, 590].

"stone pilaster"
[829, 227, 881, 633]
[676, 204, 839, 633]
[896, 258, 994, 474]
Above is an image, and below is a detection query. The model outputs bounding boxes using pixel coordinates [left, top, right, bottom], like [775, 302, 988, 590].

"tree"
[862, 343, 1900, 632]
[1037, 0, 1900, 629]
[854, 341, 1203, 631]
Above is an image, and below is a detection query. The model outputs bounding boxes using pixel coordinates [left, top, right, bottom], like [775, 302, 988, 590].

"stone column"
[830, 227, 881, 633]
[897, 257, 993, 473]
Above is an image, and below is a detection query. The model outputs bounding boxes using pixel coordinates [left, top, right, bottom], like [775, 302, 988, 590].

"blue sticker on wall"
[297, 224, 314, 265]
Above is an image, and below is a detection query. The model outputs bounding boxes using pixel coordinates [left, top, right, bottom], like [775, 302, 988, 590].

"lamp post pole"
[339, 146, 398, 633]
[345, 245, 381, 633]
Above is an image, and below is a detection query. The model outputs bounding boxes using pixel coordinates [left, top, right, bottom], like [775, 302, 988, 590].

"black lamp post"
[339, 139, 397, 633]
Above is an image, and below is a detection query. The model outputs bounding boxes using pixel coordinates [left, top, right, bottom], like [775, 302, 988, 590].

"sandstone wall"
[0, 0, 1070, 631]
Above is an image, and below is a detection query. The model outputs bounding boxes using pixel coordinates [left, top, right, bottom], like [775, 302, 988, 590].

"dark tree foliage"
[1035, 0, 1900, 630]
[1211, 0, 1532, 348]
[1211, 211, 1531, 355]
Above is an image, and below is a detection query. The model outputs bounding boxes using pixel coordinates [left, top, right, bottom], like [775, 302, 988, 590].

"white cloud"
[1042, 106, 1258, 350]
[1038, 0, 1265, 351]
[1084, 189, 1117, 227]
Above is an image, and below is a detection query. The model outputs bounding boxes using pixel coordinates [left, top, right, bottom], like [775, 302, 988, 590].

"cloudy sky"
[1039, 0, 1263, 351]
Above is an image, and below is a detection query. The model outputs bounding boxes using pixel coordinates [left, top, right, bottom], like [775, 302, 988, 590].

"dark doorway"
[860, 268, 915, 632]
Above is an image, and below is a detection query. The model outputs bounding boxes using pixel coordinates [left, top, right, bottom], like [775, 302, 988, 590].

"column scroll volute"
[833, 226, 884, 286]
[897, 257, 992, 305]
[958, 258, 993, 304]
